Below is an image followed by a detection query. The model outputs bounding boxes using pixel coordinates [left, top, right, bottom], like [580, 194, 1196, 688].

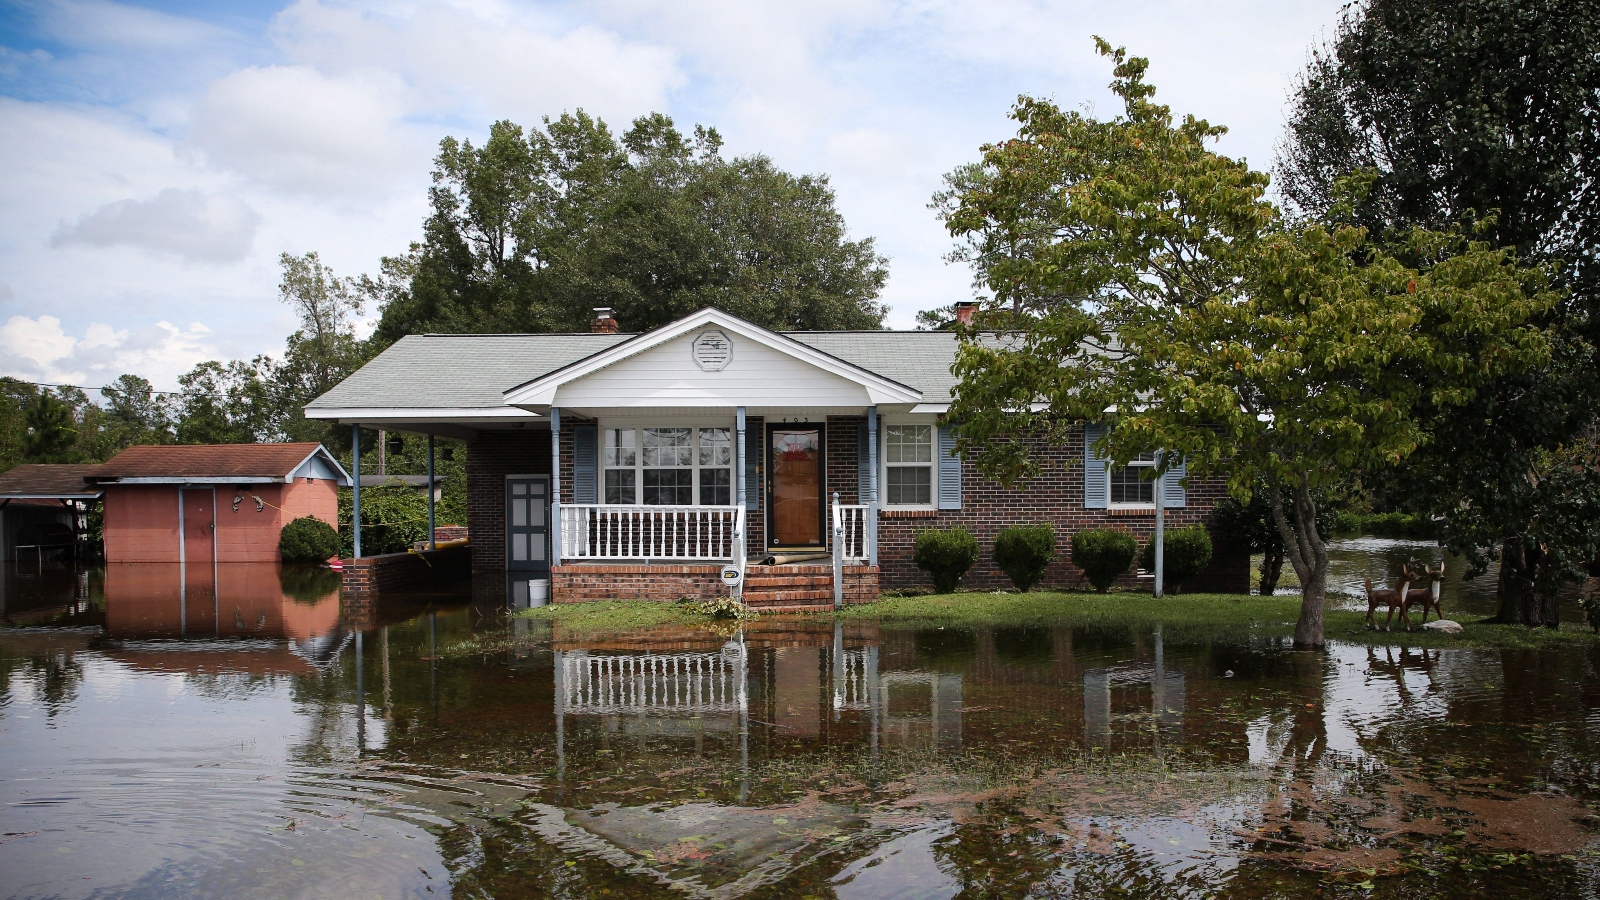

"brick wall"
[825, 415, 863, 505]
[341, 544, 472, 595]
[552, 563, 725, 601]
[466, 430, 551, 572]
[874, 423, 1248, 593]
[744, 416, 765, 555]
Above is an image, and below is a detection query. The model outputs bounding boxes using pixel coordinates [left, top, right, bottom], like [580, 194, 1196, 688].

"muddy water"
[3, 563, 1600, 898]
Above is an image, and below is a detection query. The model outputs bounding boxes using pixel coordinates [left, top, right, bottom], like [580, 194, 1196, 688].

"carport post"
[427, 434, 436, 550]
[352, 424, 362, 559]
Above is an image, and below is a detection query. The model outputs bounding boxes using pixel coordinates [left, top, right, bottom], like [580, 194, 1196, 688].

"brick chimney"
[591, 307, 619, 334]
[954, 301, 976, 326]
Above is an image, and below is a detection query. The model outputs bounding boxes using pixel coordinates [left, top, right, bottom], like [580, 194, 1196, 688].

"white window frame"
[1107, 451, 1158, 509]
[599, 418, 737, 507]
[880, 418, 938, 510]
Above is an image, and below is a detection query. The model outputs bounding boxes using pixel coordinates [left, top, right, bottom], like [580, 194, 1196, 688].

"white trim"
[503, 308, 922, 407]
[105, 476, 284, 485]
[1106, 453, 1158, 510]
[0, 492, 103, 500]
[304, 406, 543, 420]
[879, 416, 938, 510]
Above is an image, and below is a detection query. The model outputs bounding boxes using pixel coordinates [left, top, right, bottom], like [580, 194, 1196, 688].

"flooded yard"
[2, 557, 1599, 898]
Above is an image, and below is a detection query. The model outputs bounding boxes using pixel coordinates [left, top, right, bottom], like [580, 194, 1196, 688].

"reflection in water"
[3, 571, 1600, 898]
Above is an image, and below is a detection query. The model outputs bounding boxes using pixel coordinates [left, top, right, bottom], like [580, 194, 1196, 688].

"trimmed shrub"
[1139, 525, 1214, 592]
[279, 516, 340, 563]
[913, 527, 980, 594]
[1072, 529, 1138, 593]
[992, 523, 1056, 592]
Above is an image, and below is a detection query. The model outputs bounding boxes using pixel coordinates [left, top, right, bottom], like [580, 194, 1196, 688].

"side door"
[505, 475, 550, 574]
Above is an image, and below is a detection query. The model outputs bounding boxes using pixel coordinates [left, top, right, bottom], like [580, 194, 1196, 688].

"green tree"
[1276, 0, 1600, 625]
[374, 112, 887, 340]
[175, 359, 271, 444]
[937, 41, 1554, 648]
[100, 374, 173, 449]
[269, 251, 375, 443]
[23, 391, 78, 461]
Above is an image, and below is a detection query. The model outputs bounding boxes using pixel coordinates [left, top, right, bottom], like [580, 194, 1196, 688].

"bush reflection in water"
[1, 562, 1597, 899]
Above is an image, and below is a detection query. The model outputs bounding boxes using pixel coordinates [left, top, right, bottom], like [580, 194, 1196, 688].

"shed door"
[180, 488, 217, 634]
[506, 476, 550, 574]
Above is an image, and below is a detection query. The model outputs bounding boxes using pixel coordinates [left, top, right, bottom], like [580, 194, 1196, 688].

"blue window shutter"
[938, 425, 962, 510]
[857, 423, 869, 502]
[573, 425, 597, 503]
[1163, 454, 1187, 508]
[745, 439, 760, 512]
[1084, 423, 1107, 508]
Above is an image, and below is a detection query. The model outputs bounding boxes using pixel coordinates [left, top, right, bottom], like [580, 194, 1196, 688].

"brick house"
[307, 307, 1246, 606]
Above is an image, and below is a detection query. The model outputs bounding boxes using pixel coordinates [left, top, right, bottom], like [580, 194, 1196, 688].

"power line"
[0, 377, 183, 397]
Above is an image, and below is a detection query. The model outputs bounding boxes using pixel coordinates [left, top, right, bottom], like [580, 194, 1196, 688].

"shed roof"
[91, 443, 350, 485]
[0, 464, 105, 499]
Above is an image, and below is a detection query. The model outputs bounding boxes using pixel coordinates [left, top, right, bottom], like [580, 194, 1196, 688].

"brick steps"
[742, 564, 838, 608]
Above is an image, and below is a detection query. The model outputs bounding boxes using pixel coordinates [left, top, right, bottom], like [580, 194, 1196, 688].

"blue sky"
[0, 0, 1346, 390]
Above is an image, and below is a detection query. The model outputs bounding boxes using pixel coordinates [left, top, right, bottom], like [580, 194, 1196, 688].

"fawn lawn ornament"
[1365, 562, 1417, 632]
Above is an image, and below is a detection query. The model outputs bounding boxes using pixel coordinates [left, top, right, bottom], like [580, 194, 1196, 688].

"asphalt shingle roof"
[0, 464, 105, 498]
[92, 443, 327, 480]
[308, 330, 960, 410]
[308, 333, 632, 410]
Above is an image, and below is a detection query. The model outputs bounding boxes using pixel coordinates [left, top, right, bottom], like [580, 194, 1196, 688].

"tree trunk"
[1492, 537, 1551, 627]
[1259, 541, 1285, 596]
[1269, 481, 1330, 650]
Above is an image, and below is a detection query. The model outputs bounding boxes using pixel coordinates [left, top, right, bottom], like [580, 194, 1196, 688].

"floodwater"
[3, 561, 1599, 899]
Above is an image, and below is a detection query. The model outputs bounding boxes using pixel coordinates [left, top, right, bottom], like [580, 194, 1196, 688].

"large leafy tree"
[22, 391, 79, 462]
[269, 251, 374, 443]
[175, 359, 272, 445]
[1276, 0, 1600, 625]
[374, 112, 887, 340]
[937, 41, 1554, 648]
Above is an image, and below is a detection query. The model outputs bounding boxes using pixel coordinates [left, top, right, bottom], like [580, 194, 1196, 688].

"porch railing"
[557, 645, 748, 716]
[560, 504, 745, 561]
[832, 501, 869, 563]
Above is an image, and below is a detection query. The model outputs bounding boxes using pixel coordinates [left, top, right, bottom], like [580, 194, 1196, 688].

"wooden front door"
[505, 475, 550, 573]
[768, 425, 825, 548]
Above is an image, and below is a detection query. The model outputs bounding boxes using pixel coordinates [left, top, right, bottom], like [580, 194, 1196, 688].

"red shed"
[91, 443, 351, 564]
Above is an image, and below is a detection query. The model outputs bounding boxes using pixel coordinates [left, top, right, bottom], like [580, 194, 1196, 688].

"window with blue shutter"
[1083, 423, 1108, 508]
[573, 425, 598, 503]
[857, 423, 869, 502]
[744, 436, 760, 512]
[1162, 454, 1187, 508]
[937, 425, 962, 510]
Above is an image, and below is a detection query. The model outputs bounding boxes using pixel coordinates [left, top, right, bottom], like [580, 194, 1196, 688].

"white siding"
[552, 333, 874, 408]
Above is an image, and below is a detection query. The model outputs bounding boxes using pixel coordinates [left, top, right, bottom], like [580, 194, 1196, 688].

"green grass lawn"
[513, 590, 1598, 650]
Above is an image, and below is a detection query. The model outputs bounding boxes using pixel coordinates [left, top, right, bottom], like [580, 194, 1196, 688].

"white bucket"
[528, 578, 550, 607]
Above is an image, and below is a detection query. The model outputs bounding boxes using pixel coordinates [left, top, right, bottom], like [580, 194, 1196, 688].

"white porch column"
[736, 406, 747, 509]
[867, 405, 879, 567]
[550, 408, 562, 567]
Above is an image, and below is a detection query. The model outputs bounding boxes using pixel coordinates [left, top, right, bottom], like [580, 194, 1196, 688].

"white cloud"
[0, 315, 215, 390]
[188, 64, 423, 196]
[50, 188, 262, 262]
[271, 0, 685, 126]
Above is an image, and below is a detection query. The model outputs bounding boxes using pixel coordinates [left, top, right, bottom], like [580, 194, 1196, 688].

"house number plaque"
[692, 330, 733, 371]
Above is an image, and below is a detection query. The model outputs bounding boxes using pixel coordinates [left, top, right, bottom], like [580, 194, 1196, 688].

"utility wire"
[0, 378, 183, 397]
